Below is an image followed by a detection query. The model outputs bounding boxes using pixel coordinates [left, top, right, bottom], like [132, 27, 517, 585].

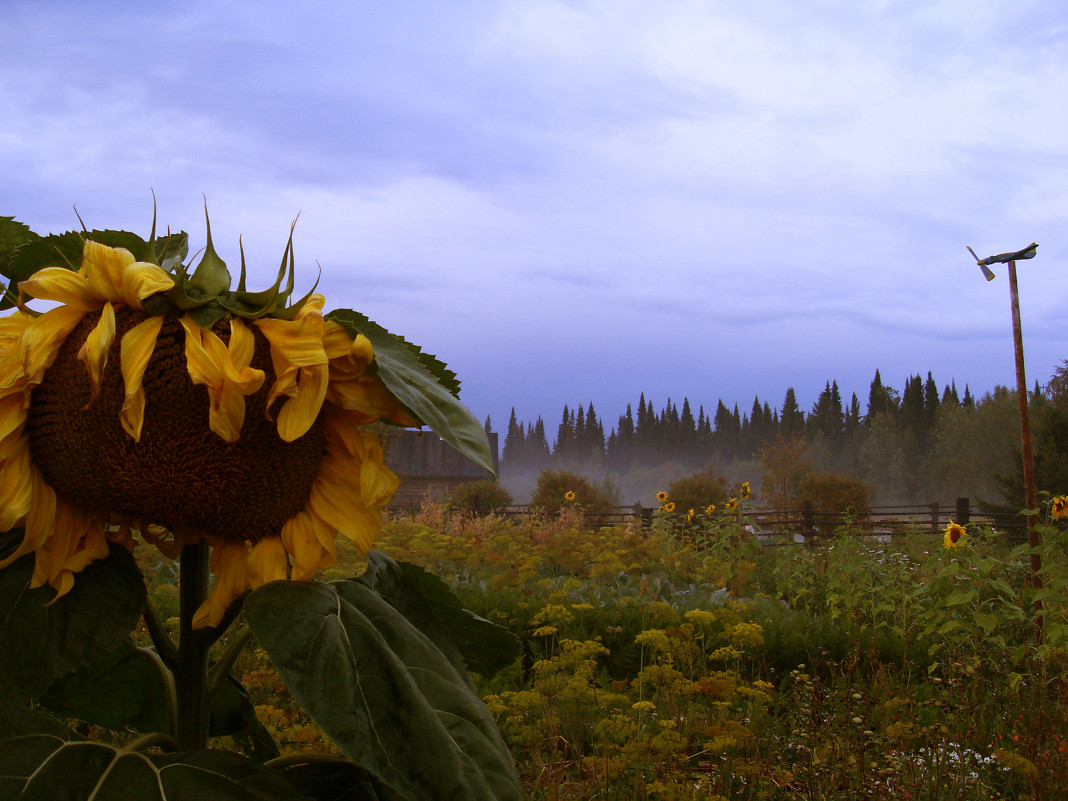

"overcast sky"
[3, 0, 1066, 439]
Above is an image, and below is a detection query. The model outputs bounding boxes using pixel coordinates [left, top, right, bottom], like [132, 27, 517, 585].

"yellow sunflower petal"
[255, 313, 328, 431]
[181, 316, 265, 442]
[120, 315, 165, 441]
[308, 459, 385, 555]
[360, 457, 400, 508]
[21, 305, 87, 387]
[281, 512, 334, 581]
[80, 240, 134, 304]
[228, 317, 255, 369]
[0, 465, 53, 570]
[77, 301, 116, 405]
[193, 540, 251, 629]
[61, 519, 109, 575]
[247, 536, 289, 589]
[325, 374, 402, 420]
[120, 262, 176, 309]
[0, 436, 33, 530]
[0, 394, 28, 445]
[19, 267, 103, 311]
[276, 364, 329, 442]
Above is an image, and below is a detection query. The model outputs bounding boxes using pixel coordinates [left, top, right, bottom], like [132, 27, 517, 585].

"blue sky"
[3, 1, 1067, 437]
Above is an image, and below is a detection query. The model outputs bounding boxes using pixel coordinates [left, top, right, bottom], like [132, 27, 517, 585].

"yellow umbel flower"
[0, 236, 415, 628]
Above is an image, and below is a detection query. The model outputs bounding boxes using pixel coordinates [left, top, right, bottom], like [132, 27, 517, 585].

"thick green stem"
[176, 541, 211, 750]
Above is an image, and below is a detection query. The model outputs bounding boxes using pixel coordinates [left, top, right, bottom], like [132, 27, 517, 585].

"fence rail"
[388, 497, 1026, 540]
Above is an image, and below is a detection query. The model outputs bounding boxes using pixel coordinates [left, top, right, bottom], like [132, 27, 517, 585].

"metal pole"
[1007, 260, 1043, 621]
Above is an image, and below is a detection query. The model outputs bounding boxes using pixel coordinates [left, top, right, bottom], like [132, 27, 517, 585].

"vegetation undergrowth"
[139, 495, 1068, 799]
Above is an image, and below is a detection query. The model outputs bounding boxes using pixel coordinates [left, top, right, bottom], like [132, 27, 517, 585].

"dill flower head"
[0, 217, 442, 629]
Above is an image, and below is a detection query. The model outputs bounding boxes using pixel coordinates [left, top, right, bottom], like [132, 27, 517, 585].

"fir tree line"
[503, 370, 974, 470]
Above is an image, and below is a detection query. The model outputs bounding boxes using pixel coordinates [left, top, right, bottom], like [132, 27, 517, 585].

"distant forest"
[494, 367, 1068, 509]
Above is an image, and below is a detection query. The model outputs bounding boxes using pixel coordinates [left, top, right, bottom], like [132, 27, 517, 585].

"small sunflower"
[686, 508, 695, 521]
[943, 521, 967, 549]
[0, 222, 429, 629]
[705, 504, 716, 515]
[724, 497, 737, 510]
[740, 481, 751, 500]
[664, 501, 676, 513]
[656, 490, 668, 503]
[564, 490, 576, 502]
[1051, 496, 1068, 520]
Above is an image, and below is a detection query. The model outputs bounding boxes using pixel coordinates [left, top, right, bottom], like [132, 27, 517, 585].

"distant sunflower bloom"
[943, 521, 967, 549]
[725, 498, 737, 510]
[1052, 496, 1068, 520]
[705, 504, 716, 515]
[686, 508, 695, 521]
[564, 490, 576, 502]
[0, 237, 413, 628]
[740, 481, 751, 500]
[656, 491, 668, 503]
[664, 501, 676, 513]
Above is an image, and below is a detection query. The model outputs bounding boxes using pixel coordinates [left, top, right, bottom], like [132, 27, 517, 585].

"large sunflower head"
[0, 212, 489, 629]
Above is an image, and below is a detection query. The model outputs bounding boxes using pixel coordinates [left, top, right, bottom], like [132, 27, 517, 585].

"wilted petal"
[21, 305, 86, 387]
[120, 261, 175, 309]
[77, 301, 116, 405]
[0, 436, 33, 531]
[181, 316, 265, 442]
[193, 540, 251, 629]
[80, 240, 135, 303]
[120, 315, 165, 441]
[19, 267, 102, 311]
[280, 512, 334, 581]
[247, 535, 289, 589]
[276, 364, 328, 442]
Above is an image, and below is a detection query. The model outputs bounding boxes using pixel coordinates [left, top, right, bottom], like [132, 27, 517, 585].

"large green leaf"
[325, 309, 494, 475]
[276, 758, 405, 801]
[359, 551, 519, 680]
[0, 727, 308, 800]
[0, 537, 147, 704]
[244, 580, 519, 801]
[211, 674, 281, 762]
[40, 641, 171, 734]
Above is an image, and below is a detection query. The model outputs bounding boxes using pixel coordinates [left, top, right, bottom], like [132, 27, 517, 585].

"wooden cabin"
[382, 429, 498, 509]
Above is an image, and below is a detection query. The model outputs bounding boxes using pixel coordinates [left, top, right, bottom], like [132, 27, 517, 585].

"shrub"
[444, 478, 513, 515]
[529, 469, 617, 517]
[796, 472, 871, 533]
[664, 470, 729, 514]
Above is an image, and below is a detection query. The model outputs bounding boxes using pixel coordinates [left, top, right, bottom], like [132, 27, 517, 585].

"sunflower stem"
[206, 624, 253, 704]
[176, 541, 212, 751]
[142, 599, 178, 668]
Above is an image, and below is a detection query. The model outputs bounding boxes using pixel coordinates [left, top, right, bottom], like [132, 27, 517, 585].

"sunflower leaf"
[0, 537, 147, 705]
[275, 758, 406, 801]
[40, 642, 171, 735]
[358, 551, 520, 680]
[210, 675, 281, 763]
[0, 216, 39, 281]
[0, 706, 307, 801]
[244, 580, 520, 801]
[325, 309, 493, 475]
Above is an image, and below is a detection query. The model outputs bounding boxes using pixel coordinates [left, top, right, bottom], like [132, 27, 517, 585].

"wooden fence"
[389, 497, 1025, 540]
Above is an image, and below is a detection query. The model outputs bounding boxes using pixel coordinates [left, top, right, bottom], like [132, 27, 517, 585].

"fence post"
[955, 497, 970, 526]
[930, 503, 939, 535]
